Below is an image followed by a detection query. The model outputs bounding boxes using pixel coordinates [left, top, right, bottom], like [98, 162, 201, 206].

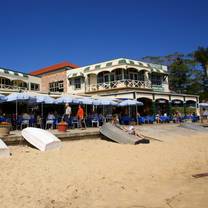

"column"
[183, 101, 186, 116]
[168, 100, 172, 116]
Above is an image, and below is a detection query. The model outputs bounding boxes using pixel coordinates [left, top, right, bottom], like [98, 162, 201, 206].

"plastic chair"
[21, 119, 29, 129]
[72, 117, 79, 128]
[45, 119, 54, 129]
[92, 117, 99, 127]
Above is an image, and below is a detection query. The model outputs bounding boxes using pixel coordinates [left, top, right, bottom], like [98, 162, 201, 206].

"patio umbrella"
[55, 95, 73, 104]
[6, 92, 36, 129]
[118, 99, 143, 106]
[199, 103, 208, 107]
[118, 99, 143, 123]
[0, 94, 6, 103]
[36, 95, 56, 118]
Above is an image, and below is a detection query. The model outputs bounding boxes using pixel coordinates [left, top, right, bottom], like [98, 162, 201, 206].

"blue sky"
[0, 0, 208, 72]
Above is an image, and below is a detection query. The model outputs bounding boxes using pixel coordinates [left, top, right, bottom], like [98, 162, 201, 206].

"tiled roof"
[30, 61, 79, 76]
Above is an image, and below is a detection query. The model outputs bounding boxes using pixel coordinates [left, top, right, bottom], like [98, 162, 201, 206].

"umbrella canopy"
[92, 99, 102, 106]
[36, 95, 55, 104]
[77, 97, 93, 105]
[0, 94, 6, 103]
[6, 92, 36, 102]
[199, 103, 208, 107]
[55, 96, 73, 104]
[118, 99, 143, 107]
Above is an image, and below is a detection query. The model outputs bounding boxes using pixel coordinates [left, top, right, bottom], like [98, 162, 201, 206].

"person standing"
[76, 105, 86, 129]
[64, 104, 71, 122]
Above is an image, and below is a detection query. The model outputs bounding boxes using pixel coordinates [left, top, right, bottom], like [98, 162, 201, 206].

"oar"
[140, 134, 163, 142]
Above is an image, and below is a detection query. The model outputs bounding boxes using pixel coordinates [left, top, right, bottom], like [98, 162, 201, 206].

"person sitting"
[111, 114, 119, 125]
[22, 112, 30, 120]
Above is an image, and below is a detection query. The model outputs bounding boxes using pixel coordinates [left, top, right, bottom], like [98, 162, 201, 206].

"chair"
[92, 117, 99, 127]
[21, 119, 29, 129]
[45, 119, 54, 129]
[72, 117, 79, 128]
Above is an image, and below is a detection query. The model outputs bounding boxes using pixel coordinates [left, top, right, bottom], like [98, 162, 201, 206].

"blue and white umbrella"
[6, 92, 36, 102]
[199, 103, 208, 107]
[118, 99, 143, 106]
[77, 97, 93, 105]
[55, 96, 73, 104]
[92, 99, 102, 106]
[36, 95, 55, 104]
[0, 94, 6, 103]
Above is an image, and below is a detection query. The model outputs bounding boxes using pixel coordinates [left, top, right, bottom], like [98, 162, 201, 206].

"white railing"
[0, 84, 27, 91]
[87, 79, 154, 92]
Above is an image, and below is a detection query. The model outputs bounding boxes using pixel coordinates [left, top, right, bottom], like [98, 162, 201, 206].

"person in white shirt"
[64, 104, 71, 122]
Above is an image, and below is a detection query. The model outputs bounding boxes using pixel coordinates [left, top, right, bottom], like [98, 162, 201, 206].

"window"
[30, 83, 40, 91]
[118, 59, 126, 64]
[95, 65, 101, 69]
[151, 74, 162, 85]
[106, 62, 112, 67]
[129, 61, 135, 65]
[74, 78, 81, 89]
[49, 80, 64, 92]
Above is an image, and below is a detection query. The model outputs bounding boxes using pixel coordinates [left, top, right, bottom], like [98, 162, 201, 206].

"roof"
[0, 67, 29, 78]
[67, 58, 168, 78]
[30, 61, 79, 76]
[72, 58, 168, 74]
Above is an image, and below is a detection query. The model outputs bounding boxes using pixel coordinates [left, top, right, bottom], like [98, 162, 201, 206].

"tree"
[193, 47, 208, 92]
[168, 58, 190, 93]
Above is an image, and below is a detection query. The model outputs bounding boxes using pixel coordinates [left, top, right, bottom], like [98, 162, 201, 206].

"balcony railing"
[0, 84, 28, 91]
[87, 79, 155, 92]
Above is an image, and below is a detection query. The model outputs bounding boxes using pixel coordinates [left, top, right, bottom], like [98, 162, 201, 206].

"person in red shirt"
[76, 105, 86, 129]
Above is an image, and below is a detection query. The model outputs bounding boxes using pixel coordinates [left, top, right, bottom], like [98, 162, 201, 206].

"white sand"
[0, 124, 208, 208]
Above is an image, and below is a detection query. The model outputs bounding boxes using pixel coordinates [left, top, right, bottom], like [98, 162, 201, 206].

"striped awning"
[151, 68, 168, 74]
[0, 68, 28, 78]
[68, 72, 84, 79]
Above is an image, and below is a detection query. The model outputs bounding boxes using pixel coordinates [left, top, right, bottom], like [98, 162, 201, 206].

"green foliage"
[141, 49, 207, 100]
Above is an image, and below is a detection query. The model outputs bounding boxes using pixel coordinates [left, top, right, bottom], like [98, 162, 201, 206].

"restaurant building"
[66, 58, 199, 115]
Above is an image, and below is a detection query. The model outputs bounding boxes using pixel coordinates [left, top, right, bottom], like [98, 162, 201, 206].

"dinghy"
[22, 127, 62, 151]
[0, 139, 10, 157]
[100, 123, 141, 145]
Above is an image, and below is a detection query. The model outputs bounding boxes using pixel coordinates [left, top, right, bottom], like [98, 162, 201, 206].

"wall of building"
[41, 70, 67, 93]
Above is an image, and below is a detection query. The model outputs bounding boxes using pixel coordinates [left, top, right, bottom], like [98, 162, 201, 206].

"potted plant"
[57, 120, 68, 132]
[0, 122, 11, 136]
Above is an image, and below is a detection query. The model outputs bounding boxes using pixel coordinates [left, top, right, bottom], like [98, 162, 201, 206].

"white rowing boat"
[22, 127, 62, 151]
[0, 139, 10, 157]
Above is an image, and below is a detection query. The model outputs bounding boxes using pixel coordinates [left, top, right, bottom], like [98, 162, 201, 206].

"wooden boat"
[22, 127, 62, 151]
[0, 139, 10, 157]
[100, 123, 141, 145]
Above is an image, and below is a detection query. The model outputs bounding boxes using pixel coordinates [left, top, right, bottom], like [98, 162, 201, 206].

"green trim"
[106, 62, 112, 67]
[118, 59, 127, 64]
[95, 65, 101, 69]
[129, 60, 135, 65]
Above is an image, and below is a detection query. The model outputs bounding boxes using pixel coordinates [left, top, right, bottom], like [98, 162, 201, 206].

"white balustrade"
[87, 79, 155, 92]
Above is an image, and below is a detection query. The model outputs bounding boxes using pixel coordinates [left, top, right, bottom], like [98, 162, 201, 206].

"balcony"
[0, 84, 28, 92]
[86, 79, 155, 92]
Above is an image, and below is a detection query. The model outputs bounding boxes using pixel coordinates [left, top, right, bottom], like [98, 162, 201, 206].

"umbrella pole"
[41, 103, 43, 120]
[136, 105, 138, 125]
[16, 100, 18, 130]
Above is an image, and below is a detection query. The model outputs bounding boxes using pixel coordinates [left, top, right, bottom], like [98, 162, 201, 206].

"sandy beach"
[0, 124, 208, 208]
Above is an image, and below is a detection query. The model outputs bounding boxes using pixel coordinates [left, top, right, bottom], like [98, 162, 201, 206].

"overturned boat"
[22, 127, 62, 151]
[0, 139, 10, 157]
[100, 123, 141, 145]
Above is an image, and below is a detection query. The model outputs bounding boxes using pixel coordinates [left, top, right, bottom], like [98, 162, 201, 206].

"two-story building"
[66, 58, 199, 115]
[0, 67, 41, 95]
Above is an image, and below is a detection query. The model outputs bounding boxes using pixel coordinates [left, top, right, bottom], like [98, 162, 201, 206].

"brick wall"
[41, 71, 67, 92]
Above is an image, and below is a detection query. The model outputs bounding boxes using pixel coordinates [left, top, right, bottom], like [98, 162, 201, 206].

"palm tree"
[194, 47, 208, 91]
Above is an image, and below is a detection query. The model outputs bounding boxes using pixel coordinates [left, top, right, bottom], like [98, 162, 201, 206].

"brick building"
[30, 61, 79, 94]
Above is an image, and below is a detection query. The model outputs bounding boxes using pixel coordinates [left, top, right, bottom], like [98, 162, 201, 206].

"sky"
[0, 0, 208, 73]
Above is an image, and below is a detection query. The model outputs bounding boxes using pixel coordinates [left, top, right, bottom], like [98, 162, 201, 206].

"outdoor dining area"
[0, 92, 201, 132]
